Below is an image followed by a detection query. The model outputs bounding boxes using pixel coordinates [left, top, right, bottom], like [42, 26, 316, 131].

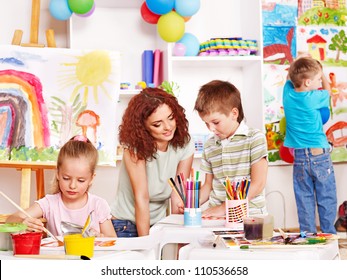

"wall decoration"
[262, 0, 347, 164]
[0, 45, 120, 165]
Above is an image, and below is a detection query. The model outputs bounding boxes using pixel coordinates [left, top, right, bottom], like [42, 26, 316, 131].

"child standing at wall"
[6, 135, 117, 237]
[194, 80, 268, 217]
[283, 56, 337, 234]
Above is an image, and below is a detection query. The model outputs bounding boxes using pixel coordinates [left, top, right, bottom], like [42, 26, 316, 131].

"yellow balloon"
[157, 11, 185, 42]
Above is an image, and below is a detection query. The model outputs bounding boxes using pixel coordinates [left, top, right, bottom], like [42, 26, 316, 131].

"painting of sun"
[0, 45, 120, 165]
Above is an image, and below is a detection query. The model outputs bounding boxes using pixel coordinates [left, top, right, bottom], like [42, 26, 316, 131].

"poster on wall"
[0, 45, 120, 165]
[263, 0, 347, 164]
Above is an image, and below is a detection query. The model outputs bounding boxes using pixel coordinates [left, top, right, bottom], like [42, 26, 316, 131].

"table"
[0, 231, 162, 260]
[178, 239, 340, 260]
[150, 214, 228, 259]
[150, 215, 341, 260]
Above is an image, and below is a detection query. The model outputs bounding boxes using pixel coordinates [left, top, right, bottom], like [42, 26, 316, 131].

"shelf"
[119, 89, 141, 98]
[169, 55, 262, 68]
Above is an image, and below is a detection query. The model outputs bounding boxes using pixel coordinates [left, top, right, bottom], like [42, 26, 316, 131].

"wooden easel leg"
[46, 29, 56, 48]
[12, 30, 23, 45]
[36, 169, 45, 200]
[20, 168, 32, 209]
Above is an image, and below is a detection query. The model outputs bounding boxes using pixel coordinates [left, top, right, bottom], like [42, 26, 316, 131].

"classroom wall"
[1, 0, 346, 229]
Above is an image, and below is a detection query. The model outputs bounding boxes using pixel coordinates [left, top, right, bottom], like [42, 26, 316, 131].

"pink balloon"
[76, 2, 95, 17]
[173, 43, 186, 56]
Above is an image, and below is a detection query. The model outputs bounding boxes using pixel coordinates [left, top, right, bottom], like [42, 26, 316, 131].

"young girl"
[6, 135, 117, 237]
[110, 87, 195, 237]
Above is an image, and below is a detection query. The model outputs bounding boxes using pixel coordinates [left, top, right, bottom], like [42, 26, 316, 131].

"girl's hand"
[22, 217, 44, 232]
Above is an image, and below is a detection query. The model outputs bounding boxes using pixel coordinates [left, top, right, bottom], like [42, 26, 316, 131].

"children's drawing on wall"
[263, 64, 288, 162]
[263, 0, 347, 163]
[0, 45, 120, 165]
[262, 1, 297, 65]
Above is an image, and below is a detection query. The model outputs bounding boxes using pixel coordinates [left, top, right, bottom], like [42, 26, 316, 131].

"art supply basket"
[225, 199, 248, 230]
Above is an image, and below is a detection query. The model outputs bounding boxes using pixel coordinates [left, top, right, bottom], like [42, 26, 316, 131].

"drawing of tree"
[329, 29, 347, 62]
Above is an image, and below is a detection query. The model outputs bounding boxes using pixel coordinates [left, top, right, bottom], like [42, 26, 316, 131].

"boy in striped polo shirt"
[194, 80, 268, 217]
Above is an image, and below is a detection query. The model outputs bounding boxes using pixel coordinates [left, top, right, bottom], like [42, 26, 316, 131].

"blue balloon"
[320, 107, 330, 124]
[175, 0, 200, 17]
[146, 0, 175, 15]
[177, 33, 200, 56]
[49, 0, 72, 21]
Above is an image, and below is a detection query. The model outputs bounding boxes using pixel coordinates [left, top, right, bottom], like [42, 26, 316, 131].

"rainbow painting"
[0, 45, 120, 164]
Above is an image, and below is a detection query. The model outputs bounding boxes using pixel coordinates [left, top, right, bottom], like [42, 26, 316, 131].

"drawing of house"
[307, 34, 327, 60]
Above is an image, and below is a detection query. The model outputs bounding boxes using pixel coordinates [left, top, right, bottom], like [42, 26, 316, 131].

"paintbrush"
[15, 254, 90, 260]
[0, 191, 61, 243]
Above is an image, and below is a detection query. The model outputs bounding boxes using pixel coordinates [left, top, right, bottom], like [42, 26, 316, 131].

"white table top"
[151, 214, 341, 260]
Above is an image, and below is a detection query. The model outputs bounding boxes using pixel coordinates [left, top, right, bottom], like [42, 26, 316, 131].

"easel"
[0, 161, 56, 210]
[11, 0, 56, 48]
[1, 0, 57, 220]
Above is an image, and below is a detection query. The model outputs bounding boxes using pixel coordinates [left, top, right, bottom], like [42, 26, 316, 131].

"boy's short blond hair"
[288, 57, 322, 88]
[194, 80, 244, 123]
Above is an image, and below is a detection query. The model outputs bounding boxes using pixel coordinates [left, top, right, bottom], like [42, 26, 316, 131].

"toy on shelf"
[135, 81, 147, 90]
[120, 82, 130, 90]
[198, 37, 258, 57]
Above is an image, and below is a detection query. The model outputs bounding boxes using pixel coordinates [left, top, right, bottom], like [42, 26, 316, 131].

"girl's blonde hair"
[50, 135, 98, 194]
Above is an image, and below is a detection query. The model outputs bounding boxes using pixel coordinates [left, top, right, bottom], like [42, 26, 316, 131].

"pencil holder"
[184, 208, 202, 227]
[225, 199, 248, 230]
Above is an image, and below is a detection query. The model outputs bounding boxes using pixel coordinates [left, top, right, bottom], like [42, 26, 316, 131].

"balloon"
[141, 2, 160, 24]
[279, 117, 286, 135]
[173, 43, 186, 56]
[49, 0, 72, 21]
[68, 0, 94, 14]
[279, 144, 294, 163]
[76, 1, 95, 17]
[157, 11, 185, 42]
[320, 107, 330, 124]
[175, 0, 200, 17]
[177, 33, 200, 56]
[146, 0, 175, 15]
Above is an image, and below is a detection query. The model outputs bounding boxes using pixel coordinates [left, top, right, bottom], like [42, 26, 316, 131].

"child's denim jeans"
[112, 219, 138, 237]
[293, 148, 337, 234]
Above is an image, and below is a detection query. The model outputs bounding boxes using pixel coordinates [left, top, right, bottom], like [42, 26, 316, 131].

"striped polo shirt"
[200, 121, 268, 215]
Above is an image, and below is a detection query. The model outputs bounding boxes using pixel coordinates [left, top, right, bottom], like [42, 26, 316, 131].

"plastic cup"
[64, 234, 95, 258]
[184, 208, 202, 227]
[11, 231, 42, 255]
[243, 217, 263, 240]
[0, 223, 27, 251]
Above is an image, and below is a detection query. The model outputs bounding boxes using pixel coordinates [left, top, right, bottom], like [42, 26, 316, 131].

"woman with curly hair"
[110, 87, 195, 237]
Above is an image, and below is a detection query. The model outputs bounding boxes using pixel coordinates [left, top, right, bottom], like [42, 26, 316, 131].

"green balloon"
[279, 117, 286, 135]
[68, 0, 94, 14]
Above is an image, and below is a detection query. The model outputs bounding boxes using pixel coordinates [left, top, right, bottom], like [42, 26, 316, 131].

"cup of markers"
[168, 170, 202, 227]
[225, 178, 250, 230]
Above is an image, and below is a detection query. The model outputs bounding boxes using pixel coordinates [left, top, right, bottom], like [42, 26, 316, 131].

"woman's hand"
[176, 201, 185, 214]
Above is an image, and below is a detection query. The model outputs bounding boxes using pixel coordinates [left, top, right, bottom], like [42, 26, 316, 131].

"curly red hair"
[119, 87, 190, 161]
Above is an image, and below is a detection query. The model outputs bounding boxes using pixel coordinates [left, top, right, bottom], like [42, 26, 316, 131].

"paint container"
[64, 234, 95, 258]
[243, 217, 263, 240]
[11, 231, 42, 255]
[225, 199, 248, 230]
[184, 208, 202, 227]
[0, 223, 27, 251]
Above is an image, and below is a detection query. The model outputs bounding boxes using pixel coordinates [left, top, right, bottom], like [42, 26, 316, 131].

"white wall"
[1, 0, 346, 229]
